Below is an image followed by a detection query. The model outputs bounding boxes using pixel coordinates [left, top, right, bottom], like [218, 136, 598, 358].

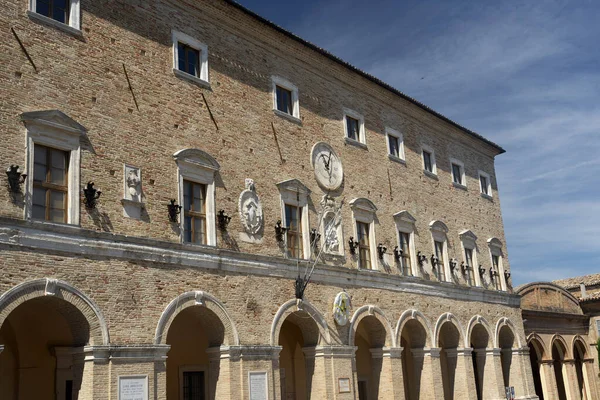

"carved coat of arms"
[238, 179, 263, 236]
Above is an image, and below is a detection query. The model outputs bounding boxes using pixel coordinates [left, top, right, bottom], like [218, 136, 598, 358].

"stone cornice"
[0, 217, 520, 306]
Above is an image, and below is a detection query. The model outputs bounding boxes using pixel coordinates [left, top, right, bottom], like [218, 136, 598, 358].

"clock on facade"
[310, 142, 344, 191]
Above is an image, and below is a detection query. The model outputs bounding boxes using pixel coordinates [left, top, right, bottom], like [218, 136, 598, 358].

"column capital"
[206, 345, 282, 361]
[457, 347, 473, 356]
[302, 345, 356, 359]
[513, 346, 530, 356]
[79, 344, 171, 364]
[370, 347, 403, 359]
[487, 348, 502, 356]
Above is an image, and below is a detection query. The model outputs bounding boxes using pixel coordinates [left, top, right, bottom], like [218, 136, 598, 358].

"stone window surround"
[393, 210, 418, 277]
[385, 127, 405, 163]
[28, 0, 81, 31]
[429, 220, 451, 282]
[179, 365, 208, 399]
[173, 149, 219, 247]
[171, 30, 210, 87]
[350, 198, 378, 270]
[450, 157, 466, 189]
[271, 76, 300, 121]
[276, 179, 311, 260]
[421, 143, 437, 177]
[488, 237, 507, 291]
[342, 108, 366, 147]
[478, 170, 493, 199]
[21, 110, 83, 226]
[459, 230, 481, 287]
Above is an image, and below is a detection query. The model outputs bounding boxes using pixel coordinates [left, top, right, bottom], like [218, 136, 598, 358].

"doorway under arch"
[400, 319, 428, 400]
[354, 315, 388, 400]
[470, 324, 489, 400]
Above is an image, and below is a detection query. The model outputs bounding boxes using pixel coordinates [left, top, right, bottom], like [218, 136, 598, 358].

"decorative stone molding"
[433, 312, 466, 348]
[395, 309, 434, 348]
[270, 298, 331, 346]
[302, 345, 356, 359]
[494, 317, 522, 348]
[319, 195, 344, 257]
[238, 179, 264, 243]
[78, 345, 170, 363]
[0, 278, 109, 346]
[348, 304, 396, 348]
[466, 315, 493, 349]
[370, 347, 403, 359]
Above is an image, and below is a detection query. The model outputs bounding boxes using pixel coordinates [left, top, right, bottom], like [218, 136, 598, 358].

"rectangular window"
[275, 86, 293, 115]
[480, 175, 489, 195]
[357, 221, 371, 269]
[177, 42, 200, 77]
[32, 145, 69, 223]
[388, 135, 400, 158]
[492, 255, 501, 290]
[400, 231, 411, 276]
[346, 116, 360, 141]
[452, 163, 463, 185]
[35, 0, 70, 24]
[285, 204, 303, 258]
[423, 151, 433, 173]
[182, 371, 205, 400]
[465, 248, 475, 286]
[435, 240, 446, 281]
[183, 180, 207, 245]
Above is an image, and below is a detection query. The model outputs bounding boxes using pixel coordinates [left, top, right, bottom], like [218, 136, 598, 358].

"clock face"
[311, 142, 344, 191]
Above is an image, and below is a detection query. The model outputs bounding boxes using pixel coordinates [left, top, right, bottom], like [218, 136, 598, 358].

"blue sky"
[237, 0, 600, 286]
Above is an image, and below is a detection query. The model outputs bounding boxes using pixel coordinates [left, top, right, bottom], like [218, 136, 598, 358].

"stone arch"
[572, 335, 590, 358]
[527, 333, 548, 359]
[348, 305, 395, 348]
[395, 309, 433, 348]
[466, 315, 493, 348]
[0, 278, 109, 346]
[550, 334, 570, 359]
[173, 148, 220, 171]
[270, 299, 331, 346]
[154, 290, 239, 345]
[433, 312, 466, 347]
[494, 317, 522, 348]
[429, 220, 449, 233]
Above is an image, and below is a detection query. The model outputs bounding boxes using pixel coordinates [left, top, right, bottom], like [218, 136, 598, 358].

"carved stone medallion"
[332, 291, 351, 326]
[239, 179, 264, 242]
[311, 142, 343, 191]
[320, 195, 344, 255]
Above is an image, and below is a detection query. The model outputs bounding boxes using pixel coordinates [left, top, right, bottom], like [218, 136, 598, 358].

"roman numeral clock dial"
[311, 142, 344, 191]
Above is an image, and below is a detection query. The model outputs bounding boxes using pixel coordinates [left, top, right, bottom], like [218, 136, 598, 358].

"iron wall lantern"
[461, 261, 468, 274]
[217, 209, 231, 231]
[417, 251, 427, 267]
[393, 246, 403, 262]
[6, 165, 27, 193]
[377, 243, 387, 260]
[275, 220, 287, 244]
[489, 269, 498, 279]
[167, 199, 182, 223]
[478, 265, 486, 277]
[83, 181, 101, 209]
[348, 237, 359, 255]
[449, 259, 457, 272]
[430, 254, 439, 270]
[504, 271, 511, 280]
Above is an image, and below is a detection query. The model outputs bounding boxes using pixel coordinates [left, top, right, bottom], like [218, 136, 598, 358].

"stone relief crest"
[239, 179, 263, 241]
[319, 195, 343, 255]
[332, 291, 351, 326]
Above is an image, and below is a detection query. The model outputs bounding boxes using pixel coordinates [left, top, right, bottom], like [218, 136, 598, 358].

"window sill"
[173, 69, 211, 89]
[29, 218, 78, 228]
[344, 137, 368, 150]
[480, 193, 493, 201]
[27, 11, 84, 39]
[423, 170, 438, 180]
[388, 154, 406, 165]
[452, 182, 468, 191]
[273, 109, 302, 124]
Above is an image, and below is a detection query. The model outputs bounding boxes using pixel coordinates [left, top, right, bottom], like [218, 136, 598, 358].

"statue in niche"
[319, 195, 343, 255]
[239, 179, 263, 239]
[126, 168, 141, 202]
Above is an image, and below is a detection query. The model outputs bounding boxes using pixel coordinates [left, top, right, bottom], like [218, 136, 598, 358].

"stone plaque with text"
[119, 376, 148, 400]
[249, 371, 268, 400]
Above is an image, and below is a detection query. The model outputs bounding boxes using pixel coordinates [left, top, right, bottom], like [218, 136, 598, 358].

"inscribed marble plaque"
[249, 371, 268, 400]
[119, 376, 148, 400]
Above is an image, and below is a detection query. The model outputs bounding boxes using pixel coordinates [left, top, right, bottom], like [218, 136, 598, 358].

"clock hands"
[320, 151, 332, 173]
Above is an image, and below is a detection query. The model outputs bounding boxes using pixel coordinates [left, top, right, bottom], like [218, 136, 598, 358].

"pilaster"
[370, 347, 404, 400]
[484, 348, 508, 400]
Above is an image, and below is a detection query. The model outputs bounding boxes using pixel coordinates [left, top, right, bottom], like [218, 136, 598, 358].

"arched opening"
[278, 310, 321, 400]
[528, 339, 545, 400]
[470, 324, 489, 400]
[0, 296, 91, 399]
[438, 322, 460, 400]
[166, 305, 225, 400]
[400, 319, 427, 400]
[498, 325, 514, 389]
[354, 315, 387, 400]
[573, 340, 588, 400]
[551, 339, 567, 400]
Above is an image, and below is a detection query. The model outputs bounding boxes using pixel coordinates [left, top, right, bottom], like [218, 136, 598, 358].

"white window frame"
[459, 230, 481, 287]
[450, 158, 466, 188]
[21, 110, 83, 226]
[421, 144, 437, 176]
[350, 198, 378, 270]
[488, 238, 507, 291]
[343, 108, 366, 146]
[272, 76, 300, 121]
[478, 170, 492, 198]
[277, 179, 310, 260]
[173, 149, 219, 247]
[179, 365, 208, 400]
[29, 0, 81, 31]
[172, 30, 210, 87]
[429, 220, 450, 282]
[385, 127, 405, 163]
[393, 211, 418, 277]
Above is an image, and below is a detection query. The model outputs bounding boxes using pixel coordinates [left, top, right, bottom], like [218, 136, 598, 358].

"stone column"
[539, 359, 559, 400]
[416, 347, 444, 399]
[224, 345, 281, 400]
[454, 348, 478, 400]
[304, 345, 353, 399]
[513, 346, 539, 399]
[562, 358, 580, 400]
[483, 348, 508, 400]
[370, 347, 404, 400]
[206, 346, 236, 400]
[582, 358, 599, 400]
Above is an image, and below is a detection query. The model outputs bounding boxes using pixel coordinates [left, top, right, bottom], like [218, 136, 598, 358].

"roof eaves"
[223, 0, 506, 155]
